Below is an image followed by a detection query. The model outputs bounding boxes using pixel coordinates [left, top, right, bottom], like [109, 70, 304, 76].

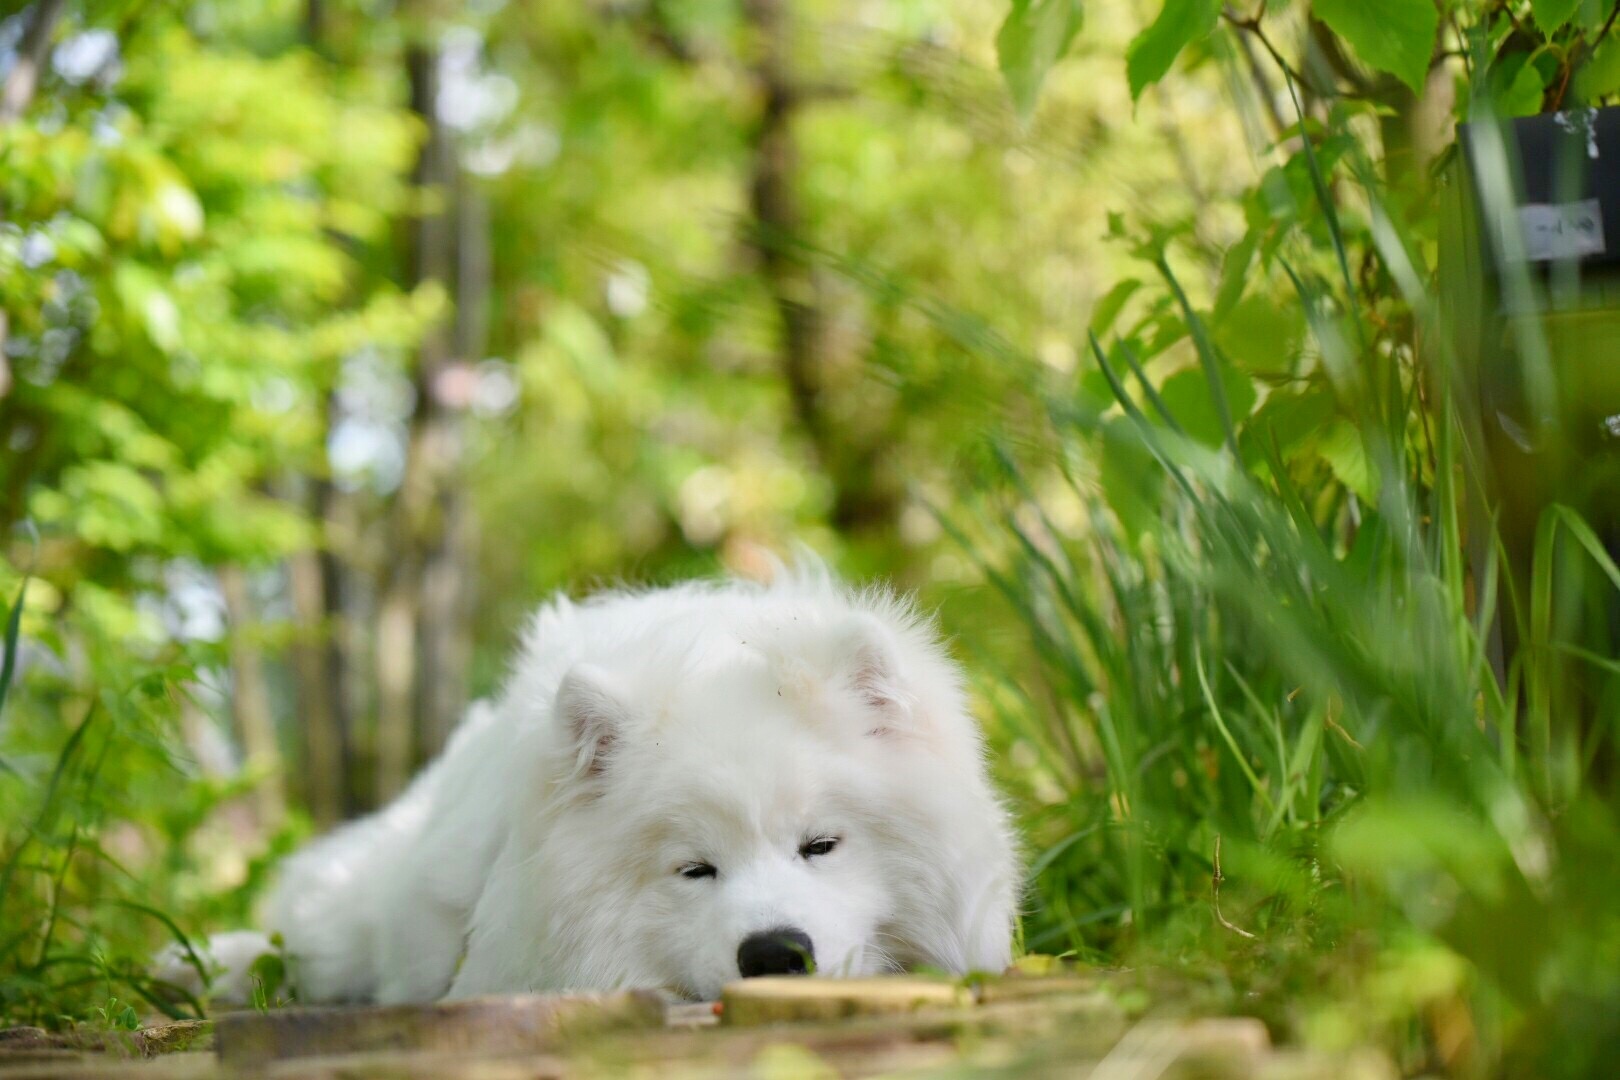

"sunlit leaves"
[1312, 0, 1439, 94]
[32, 462, 166, 553]
[0, 9, 429, 636]
[1124, 0, 1219, 100]
[997, 0, 1084, 119]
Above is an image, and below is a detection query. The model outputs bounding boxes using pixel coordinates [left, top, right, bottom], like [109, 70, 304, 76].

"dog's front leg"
[374, 890, 466, 1004]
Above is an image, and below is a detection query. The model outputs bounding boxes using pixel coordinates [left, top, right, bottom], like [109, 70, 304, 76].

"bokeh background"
[0, 0, 1249, 820]
[5, 1, 1620, 1074]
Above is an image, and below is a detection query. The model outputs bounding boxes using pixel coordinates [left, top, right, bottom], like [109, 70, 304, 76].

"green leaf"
[1213, 293, 1305, 376]
[1125, 0, 1220, 100]
[1551, 504, 1620, 594]
[1158, 363, 1257, 448]
[1214, 232, 1258, 319]
[1241, 384, 1336, 465]
[1492, 54, 1548, 117]
[1099, 415, 1164, 546]
[1318, 421, 1379, 504]
[0, 579, 25, 752]
[0, 581, 21, 690]
[1531, 0, 1584, 33]
[1089, 278, 1142, 336]
[1313, 0, 1438, 94]
[1575, 38, 1620, 102]
[997, 0, 1085, 119]
[1332, 797, 1514, 901]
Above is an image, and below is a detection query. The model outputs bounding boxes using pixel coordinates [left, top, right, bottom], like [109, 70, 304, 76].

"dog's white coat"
[249, 570, 1018, 1003]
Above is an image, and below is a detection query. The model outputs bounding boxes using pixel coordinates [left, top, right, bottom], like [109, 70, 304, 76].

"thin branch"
[1598, 1, 1620, 51]
[1307, 16, 1374, 97]
[1554, 2, 1620, 111]
[1213, 835, 1259, 940]
[1231, 18, 1288, 139]
[1222, 6, 1311, 96]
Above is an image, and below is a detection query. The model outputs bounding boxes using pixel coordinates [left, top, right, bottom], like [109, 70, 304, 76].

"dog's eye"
[679, 862, 717, 880]
[799, 836, 840, 859]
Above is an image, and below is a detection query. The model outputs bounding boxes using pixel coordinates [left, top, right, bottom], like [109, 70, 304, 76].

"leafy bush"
[955, 0, 1620, 1073]
[0, 575, 282, 1026]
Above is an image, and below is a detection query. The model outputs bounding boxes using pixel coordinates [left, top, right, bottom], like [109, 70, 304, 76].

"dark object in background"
[1442, 105, 1620, 755]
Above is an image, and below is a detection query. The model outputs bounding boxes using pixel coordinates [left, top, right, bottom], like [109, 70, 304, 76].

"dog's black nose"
[737, 928, 814, 978]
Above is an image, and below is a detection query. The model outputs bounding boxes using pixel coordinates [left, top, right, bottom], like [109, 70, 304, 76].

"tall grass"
[0, 579, 262, 1028]
[933, 100, 1620, 1075]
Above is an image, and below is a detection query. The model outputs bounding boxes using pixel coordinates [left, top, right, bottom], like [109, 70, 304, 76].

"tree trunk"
[286, 523, 345, 828]
[289, 0, 357, 824]
[217, 565, 286, 829]
[376, 20, 460, 802]
[373, 577, 418, 803]
[744, 0, 896, 535]
[0, 0, 68, 389]
[0, 0, 65, 123]
[419, 172, 486, 757]
[331, 489, 373, 816]
[305, 0, 326, 51]
[747, 0, 827, 460]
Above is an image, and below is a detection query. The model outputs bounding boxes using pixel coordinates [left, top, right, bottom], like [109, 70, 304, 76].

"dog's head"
[534, 592, 1015, 1000]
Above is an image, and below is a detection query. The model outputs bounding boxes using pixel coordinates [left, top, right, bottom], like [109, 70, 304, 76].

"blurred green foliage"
[2, 0, 1620, 1075]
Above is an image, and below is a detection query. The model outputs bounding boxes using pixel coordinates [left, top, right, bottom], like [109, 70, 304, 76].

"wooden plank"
[214, 991, 663, 1066]
[0, 1021, 212, 1061]
[972, 973, 1102, 1003]
[720, 977, 972, 1026]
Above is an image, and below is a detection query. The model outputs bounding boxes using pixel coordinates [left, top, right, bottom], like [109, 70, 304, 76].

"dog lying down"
[175, 567, 1018, 1004]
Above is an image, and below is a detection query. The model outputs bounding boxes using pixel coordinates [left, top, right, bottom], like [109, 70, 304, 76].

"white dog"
[210, 568, 1018, 1003]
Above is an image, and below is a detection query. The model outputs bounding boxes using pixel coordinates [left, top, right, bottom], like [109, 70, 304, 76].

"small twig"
[1324, 699, 1365, 750]
[1224, 4, 1386, 112]
[1553, 3, 1620, 112]
[1597, 2, 1620, 51]
[1222, 6, 1311, 93]
[1307, 16, 1374, 97]
[1501, 2, 1528, 39]
[1230, 16, 1288, 139]
[1212, 835, 1258, 940]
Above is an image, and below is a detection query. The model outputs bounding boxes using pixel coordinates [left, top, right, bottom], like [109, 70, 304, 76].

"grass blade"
[0, 578, 25, 717]
[1156, 258, 1237, 456]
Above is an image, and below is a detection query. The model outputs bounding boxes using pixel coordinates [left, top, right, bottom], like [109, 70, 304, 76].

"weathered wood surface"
[0, 1020, 213, 1060]
[0, 1050, 217, 1080]
[213, 991, 663, 1066]
[1, 974, 1397, 1078]
[720, 976, 972, 1026]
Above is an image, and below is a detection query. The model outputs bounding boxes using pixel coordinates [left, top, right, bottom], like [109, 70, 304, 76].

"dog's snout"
[737, 927, 814, 978]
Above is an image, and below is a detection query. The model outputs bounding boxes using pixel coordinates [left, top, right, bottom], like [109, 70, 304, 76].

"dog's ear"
[840, 615, 911, 735]
[555, 664, 627, 779]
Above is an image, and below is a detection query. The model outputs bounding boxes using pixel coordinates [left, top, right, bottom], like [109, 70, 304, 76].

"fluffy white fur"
[237, 568, 1018, 1003]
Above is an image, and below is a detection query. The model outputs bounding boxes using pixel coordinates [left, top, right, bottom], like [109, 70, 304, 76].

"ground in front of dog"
[0, 968, 1396, 1078]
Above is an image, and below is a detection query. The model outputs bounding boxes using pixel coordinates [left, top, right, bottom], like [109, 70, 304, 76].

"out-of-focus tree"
[462, 0, 1242, 645]
[2, 0, 1256, 823]
[0, 0, 431, 1019]
[1, 0, 1258, 1021]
